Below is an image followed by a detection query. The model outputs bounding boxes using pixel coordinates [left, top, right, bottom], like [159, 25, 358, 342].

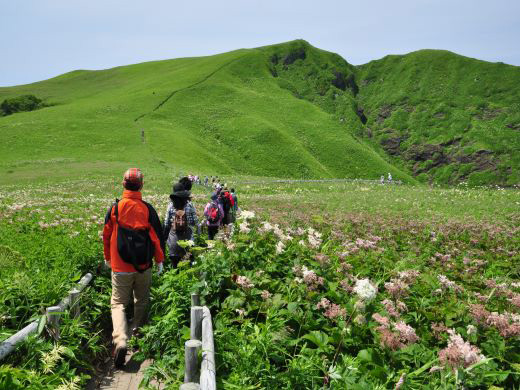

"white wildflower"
[354, 300, 366, 312]
[354, 314, 366, 325]
[239, 221, 251, 234]
[238, 210, 255, 220]
[275, 241, 285, 254]
[353, 278, 378, 302]
[466, 324, 477, 335]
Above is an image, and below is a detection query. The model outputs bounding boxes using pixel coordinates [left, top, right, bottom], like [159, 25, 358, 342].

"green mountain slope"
[1, 40, 518, 185]
[356, 50, 520, 186]
[0, 41, 410, 183]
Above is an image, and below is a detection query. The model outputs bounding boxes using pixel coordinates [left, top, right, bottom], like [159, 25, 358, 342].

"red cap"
[123, 168, 143, 189]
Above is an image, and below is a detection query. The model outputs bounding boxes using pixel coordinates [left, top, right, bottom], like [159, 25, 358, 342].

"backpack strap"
[141, 200, 165, 256]
[113, 199, 119, 223]
[104, 199, 119, 225]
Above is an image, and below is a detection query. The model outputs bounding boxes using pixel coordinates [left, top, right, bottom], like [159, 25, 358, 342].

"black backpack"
[221, 193, 231, 213]
[113, 200, 154, 272]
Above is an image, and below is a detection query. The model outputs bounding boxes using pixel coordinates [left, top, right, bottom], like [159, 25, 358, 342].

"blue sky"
[1, 0, 519, 86]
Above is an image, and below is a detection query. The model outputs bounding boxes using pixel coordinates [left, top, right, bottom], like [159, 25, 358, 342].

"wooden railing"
[180, 293, 216, 390]
[0, 273, 93, 360]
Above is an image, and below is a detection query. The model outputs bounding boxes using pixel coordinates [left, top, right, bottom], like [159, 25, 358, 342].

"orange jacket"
[103, 190, 164, 272]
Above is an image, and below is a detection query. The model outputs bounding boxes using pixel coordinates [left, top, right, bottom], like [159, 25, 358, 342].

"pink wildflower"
[509, 294, 520, 309]
[324, 303, 346, 320]
[384, 281, 408, 298]
[474, 292, 488, 303]
[303, 269, 318, 284]
[397, 270, 420, 284]
[382, 299, 400, 318]
[438, 274, 463, 293]
[235, 275, 254, 289]
[340, 279, 353, 292]
[314, 253, 329, 266]
[316, 298, 331, 310]
[317, 298, 345, 320]
[382, 299, 407, 318]
[394, 321, 419, 344]
[438, 329, 484, 369]
[338, 262, 353, 273]
[431, 323, 449, 340]
[372, 313, 390, 327]
[470, 304, 520, 338]
[373, 314, 419, 350]
[260, 290, 272, 300]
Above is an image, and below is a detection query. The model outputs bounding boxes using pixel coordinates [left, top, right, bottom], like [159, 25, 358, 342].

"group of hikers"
[102, 168, 238, 368]
[380, 172, 393, 184]
[185, 173, 226, 190]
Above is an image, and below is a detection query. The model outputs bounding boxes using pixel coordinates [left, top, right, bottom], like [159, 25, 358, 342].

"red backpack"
[207, 202, 221, 224]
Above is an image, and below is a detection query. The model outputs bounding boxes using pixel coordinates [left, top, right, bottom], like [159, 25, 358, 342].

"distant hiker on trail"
[230, 187, 238, 223]
[204, 176, 209, 187]
[204, 193, 224, 240]
[163, 179, 198, 269]
[380, 175, 385, 185]
[102, 168, 165, 369]
[388, 172, 392, 183]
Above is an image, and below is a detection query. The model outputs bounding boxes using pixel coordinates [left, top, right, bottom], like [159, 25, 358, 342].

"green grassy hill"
[356, 50, 520, 186]
[0, 40, 518, 185]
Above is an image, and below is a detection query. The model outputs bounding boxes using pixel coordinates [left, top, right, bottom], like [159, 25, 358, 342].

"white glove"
[157, 263, 164, 276]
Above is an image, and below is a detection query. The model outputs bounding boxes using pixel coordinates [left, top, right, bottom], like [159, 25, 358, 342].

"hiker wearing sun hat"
[102, 168, 165, 368]
[163, 179, 199, 268]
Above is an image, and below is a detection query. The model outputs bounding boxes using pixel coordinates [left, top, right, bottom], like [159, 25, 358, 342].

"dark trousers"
[170, 255, 181, 269]
[208, 225, 219, 240]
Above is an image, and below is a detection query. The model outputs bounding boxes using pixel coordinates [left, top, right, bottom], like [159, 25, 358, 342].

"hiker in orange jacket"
[102, 168, 164, 368]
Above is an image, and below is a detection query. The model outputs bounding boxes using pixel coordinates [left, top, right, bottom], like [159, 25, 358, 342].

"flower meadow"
[0, 178, 519, 389]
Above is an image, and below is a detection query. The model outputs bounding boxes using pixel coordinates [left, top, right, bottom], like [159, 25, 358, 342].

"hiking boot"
[113, 346, 127, 369]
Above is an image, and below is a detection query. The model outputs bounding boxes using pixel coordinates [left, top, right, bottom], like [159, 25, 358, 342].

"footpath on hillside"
[87, 350, 163, 390]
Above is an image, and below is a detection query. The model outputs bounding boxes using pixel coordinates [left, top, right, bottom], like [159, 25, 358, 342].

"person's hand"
[103, 260, 111, 270]
[157, 263, 164, 276]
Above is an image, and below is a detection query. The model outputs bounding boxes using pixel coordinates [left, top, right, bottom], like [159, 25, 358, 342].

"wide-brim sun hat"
[170, 182, 191, 199]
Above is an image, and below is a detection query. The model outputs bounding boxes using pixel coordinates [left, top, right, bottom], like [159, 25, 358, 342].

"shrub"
[1, 95, 43, 116]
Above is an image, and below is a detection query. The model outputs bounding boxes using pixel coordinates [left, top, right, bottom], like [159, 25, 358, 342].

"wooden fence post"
[180, 383, 200, 390]
[69, 288, 80, 318]
[184, 339, 202, 383]
[190, 306, 203, 341]
[191, 293, 200, 307]
[200, 306, 216, 390]
[46, 306, 62, 340]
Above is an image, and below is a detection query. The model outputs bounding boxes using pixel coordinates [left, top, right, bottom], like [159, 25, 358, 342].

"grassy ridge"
[356, 50, 520, 185]
[0, 41, 413, 184]
[0, 40, 518, 185]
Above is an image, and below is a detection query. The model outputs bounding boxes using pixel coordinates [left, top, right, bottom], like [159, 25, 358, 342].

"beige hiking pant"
[111, 269, 152, 349]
